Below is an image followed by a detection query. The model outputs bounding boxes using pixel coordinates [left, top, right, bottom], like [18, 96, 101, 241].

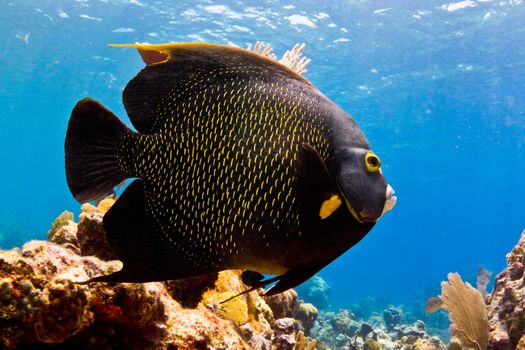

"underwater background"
[0, 0, 523, 311]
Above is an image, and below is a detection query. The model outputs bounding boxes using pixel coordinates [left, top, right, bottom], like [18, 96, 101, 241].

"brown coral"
[34, 279, 89, 343]
[265, 289, 299, 319]
[2, 208, 314, 349]
[487, 230, 525, 350]
[441, 272, 488, 350]
[294, 302, 318, 335]
[294, 330, 317, 350]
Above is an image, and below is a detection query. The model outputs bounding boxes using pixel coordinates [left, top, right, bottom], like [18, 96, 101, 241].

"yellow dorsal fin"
[319, 195, 342, 219]
[110, 41, 312, 79]
[109, 42, 218, 65]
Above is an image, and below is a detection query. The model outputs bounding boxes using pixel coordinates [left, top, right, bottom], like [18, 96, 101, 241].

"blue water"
[1, 0, 524, 308]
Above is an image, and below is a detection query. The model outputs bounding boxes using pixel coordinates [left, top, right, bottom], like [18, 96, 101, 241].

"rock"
[165, 273, 218, 308]
[508, 261, 524, 281]
[364, 338, 381, 350]
[34, 279, 89, 343]
[359, 322, 374, 338]
[335, 332, 350, 347]
[76, 212, 118, 261]
[257, 297, 274, 325]
[0, 205, 320, 349]
[273, 317, 296, 350]
[383, 305, 403, 331]
[240, 323, 272, 350]
[334, 309, 353, 335]
[395, 319, 427, 338]
[310, 307, 446, 350]
[293, 302, 318, 335]
[47, 211, 74, 239]
[295, 275, 331, 310]
[488, 230, 525, 350]
[213, 291, 249, 325]
[47, 211, 79, 252]
[264, 289, 298, 319]
[410, 337, 447, 350]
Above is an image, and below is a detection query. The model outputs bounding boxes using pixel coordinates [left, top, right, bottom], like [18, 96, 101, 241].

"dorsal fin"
[110, 42, 313, 134]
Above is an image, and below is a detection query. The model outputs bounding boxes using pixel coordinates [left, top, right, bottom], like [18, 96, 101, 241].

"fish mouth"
[380, 184, 397, 218]
[343, 185, 397, 223]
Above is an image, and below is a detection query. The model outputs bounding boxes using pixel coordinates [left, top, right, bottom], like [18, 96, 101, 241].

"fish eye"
[365, 153, 381, 172]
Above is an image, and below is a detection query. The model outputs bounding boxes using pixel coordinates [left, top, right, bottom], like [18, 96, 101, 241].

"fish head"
[334, 147, 396, 223]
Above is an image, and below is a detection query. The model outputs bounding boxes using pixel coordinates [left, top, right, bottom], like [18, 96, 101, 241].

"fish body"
[65, 42, 396, 294]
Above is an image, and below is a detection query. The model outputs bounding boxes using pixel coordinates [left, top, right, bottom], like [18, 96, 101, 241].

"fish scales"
[117, 68, 331, 272]
[65, 42, 396, 293]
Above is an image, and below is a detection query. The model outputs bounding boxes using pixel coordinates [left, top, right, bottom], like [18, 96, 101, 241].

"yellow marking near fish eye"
[319, 195, 342, 219]
[365, 153, 381, 173]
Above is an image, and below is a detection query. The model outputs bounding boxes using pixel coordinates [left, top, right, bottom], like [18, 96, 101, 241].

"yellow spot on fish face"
[319, 195, 342, 219]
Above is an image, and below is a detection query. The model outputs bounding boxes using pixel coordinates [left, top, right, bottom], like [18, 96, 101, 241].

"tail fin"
[65, 98, 130, 203]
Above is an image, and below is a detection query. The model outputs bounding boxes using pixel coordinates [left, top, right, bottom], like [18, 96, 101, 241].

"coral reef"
[294, 302, 319, 336]
[309, 307, 446, 350]
[0, 201, 320, 349]
[296, 275, 331, 310]
[427, 230, 525, 350]
[274, 317, 297, 349]
[265, 289, 299, 319]
[383, 305, 403, 331]
[263, 287, 319, 336]
[487, 230, 525, 349]
[8, 200, 525, 349]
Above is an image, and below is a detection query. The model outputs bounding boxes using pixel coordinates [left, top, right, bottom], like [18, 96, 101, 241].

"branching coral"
[246, 41, 311, 75]
[476, 267, 492, 298]
[293, 330, 317, 350]
[440, 272, 488, 350]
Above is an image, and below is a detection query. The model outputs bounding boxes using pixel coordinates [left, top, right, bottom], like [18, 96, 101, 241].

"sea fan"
[441, 272, 489, 350]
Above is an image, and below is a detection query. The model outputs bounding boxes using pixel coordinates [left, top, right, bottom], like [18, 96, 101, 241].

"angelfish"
[65, 42, 397, 295]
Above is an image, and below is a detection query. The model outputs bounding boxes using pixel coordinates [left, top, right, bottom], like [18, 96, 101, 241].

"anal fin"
[221, 265, 323, 303]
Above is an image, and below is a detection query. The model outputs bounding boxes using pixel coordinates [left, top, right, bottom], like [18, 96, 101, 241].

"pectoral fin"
[296, 144, 341, 219]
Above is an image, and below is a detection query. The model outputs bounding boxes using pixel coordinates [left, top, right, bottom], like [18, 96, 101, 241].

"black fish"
[65, 42, 396, 295]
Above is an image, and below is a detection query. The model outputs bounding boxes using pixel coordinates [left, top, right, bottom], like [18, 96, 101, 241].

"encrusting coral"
[5, 199, 524, 349]
[34, 279, 88, 343]
[0, 200, 319, 349]
[487, 229, 525, 349]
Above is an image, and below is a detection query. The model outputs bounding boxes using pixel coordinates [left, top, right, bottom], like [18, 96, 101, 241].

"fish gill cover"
[0, 0, 524, 308]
